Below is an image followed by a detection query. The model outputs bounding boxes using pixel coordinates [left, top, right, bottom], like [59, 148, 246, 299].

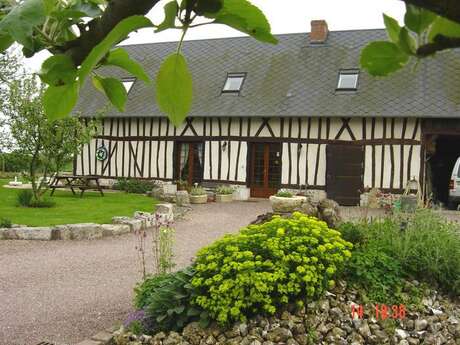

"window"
[337, 70, 359, 90]
[122, 79, 135, 93]
[222, 73, 246, 93]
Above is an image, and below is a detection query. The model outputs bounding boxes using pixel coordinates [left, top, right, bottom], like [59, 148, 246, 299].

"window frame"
[221, 72, 247, 94]
[336, 69, 360, 91]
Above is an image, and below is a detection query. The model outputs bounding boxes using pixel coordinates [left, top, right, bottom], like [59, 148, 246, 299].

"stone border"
[0, 203, 177, 241]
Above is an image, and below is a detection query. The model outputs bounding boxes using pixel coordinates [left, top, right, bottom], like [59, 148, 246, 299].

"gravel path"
[0, 200, 271, 345]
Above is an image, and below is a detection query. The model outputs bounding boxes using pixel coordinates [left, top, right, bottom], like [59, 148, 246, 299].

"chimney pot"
[310, 20, 328, 44]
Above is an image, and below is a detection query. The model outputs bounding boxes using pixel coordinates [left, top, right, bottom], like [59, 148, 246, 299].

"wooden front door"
[250, 143, 281, 198]
[326, 144, 364, 206]
[175, 142, 204, 186]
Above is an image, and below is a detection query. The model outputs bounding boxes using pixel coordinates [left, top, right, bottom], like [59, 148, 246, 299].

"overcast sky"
[25, 0, 405, 71]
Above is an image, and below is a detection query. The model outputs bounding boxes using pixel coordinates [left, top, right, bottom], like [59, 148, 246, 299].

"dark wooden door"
[175, 142, 204, 186]
[250, 143, 281, 198]
[326, 144, 364, 206]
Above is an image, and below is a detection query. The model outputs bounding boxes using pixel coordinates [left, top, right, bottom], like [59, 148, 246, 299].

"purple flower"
[124, 309, 146, 327]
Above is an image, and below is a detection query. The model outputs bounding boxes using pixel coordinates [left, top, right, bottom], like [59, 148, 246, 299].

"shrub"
[124, 310, 147, 335]
[215, 185, 233, 195]
[0, 217, 12, 228]
[17, 190, 33, 207]
[344, 209, 460, 296]
[190, 186, 206, 196]
[344, 245, 404, 303]
[275, 190, 293, 198]
[113, 178, 156, 194]
[338, 222, 368, 247]
[16, 190, 55, 208]
[191, 212, 353, 324]
[134, 268, 204, 333]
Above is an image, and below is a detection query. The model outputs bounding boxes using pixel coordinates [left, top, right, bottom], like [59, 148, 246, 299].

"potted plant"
[215, 185, 234, 203]
[189, 186, 208, 204]
[175, 179, 189, 191]
[269, 190, 307, 213]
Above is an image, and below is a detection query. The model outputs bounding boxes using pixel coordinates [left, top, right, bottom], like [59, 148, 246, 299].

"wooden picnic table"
[49, 175, 104, 197]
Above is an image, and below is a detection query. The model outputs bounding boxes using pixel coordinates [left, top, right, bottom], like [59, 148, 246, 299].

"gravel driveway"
[0, 200, 271, 345]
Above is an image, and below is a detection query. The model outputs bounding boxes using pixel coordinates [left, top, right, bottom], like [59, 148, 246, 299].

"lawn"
[0, 179, 155, 226]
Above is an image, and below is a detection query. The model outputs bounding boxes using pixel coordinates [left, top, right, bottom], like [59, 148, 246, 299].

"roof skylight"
[122, 79, 135, 93]
[337, 70, 359, 91]
[222, 73, 246, 93]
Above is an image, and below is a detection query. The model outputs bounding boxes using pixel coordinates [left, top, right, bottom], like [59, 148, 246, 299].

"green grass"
[0, 179, 156, 226]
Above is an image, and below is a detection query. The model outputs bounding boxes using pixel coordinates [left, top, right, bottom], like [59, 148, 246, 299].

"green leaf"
[174, 305, 185, 313]
[155, 1, 178, 33]
[360, 41, 409, 76]
[44, 82, 79, 121]
[204, 0, 277, 44]
[0, 32, 14, 52]
[156, 53, 193, 126]
[78, 15, 153, 85]
[43, 0, 58, 15]
[105, 48, 150, 82]
[0, 0, 46, 49]
[383, 13, 401, 44]
[428, 16, 460, 42]
[195, 0, 223, 15]
[398, 28, 417, 56]
[404, 4, 436, 35]
[92, 75, 128, 112]
[39, 54, 77, 86]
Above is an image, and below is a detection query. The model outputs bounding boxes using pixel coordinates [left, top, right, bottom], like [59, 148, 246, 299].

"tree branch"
[62, 0, 161, 66]
[417, 35, 460, 56]
[403, 0, 460, 24]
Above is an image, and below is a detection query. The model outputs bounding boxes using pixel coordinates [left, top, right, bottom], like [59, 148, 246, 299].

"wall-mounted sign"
[96, 145, 108, 161]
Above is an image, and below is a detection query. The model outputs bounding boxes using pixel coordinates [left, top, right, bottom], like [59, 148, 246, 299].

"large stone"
[304, 189, 327, 203]
[269, 195, 307, 213]
[112, 217, 144, 232]
[100, 224, 131, 237]
[295, 201, 318, 217]
[176, 191, 190, 206]
[182, 322, 206, 345]
[317, 198, 342, 228]
[54, 223, 103, 240]
[266, 327, 292, 343]
[2, 226, 54, 240]
[163, 183, 178, 195]
[155, 203, 174, 222]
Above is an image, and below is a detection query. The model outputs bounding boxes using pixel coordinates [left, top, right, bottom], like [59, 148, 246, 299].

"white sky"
[24, 0, 405, 72]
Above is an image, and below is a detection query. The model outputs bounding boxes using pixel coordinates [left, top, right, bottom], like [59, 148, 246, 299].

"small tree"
[4, 75, 98, 203]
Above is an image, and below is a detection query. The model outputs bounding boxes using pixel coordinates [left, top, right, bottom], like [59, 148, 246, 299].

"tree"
[4, 75, 97, 203]
[0, 0, 458, 123]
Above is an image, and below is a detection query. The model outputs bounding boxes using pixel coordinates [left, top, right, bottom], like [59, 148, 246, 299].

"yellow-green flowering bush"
[191, 212, 353, 324]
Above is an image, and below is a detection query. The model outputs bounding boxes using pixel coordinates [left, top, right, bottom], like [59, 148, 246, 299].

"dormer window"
[337, 69, 359, 91]
[122, 78, 135, 93]
[222, 73, 246, 93]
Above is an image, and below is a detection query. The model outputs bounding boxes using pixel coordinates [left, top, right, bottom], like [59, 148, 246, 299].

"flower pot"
[216, 194, 233, 203]
[190, 194, 208, 204]
[269, 195, 307, 213]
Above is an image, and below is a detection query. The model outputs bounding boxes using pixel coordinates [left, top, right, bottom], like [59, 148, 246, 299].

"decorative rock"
[266, 327, 292, 343]
[112, 217, 144, 232]
[1, 226, 54, 240]
[358, 321, 371, 338]
[176, 191, 190, 206]
[414, 319, 428, 331]
[100, 224, 131, 237]
[182, 322, 206, 345]
[395, 328, 409, 339]
[317, 198, 342, 228]
[155, 203, 174, 222]
[269, 195, 307, 213]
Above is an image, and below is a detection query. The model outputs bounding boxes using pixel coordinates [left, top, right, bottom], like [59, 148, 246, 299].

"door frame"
[326, 144, 364, 206]
[247, 141, 282, 198]
[173, 141, 205, 185]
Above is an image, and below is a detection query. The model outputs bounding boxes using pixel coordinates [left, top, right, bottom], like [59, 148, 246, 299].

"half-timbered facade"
[75, 21, 460, 205]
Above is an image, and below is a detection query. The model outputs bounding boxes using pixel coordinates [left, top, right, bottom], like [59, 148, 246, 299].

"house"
[74, 20, 460, 206]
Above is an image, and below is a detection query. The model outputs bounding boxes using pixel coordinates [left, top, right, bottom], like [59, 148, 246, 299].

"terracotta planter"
[269, 195, 307, 213]
[216, 194, 233, 203]
[190, 194, 208, 204]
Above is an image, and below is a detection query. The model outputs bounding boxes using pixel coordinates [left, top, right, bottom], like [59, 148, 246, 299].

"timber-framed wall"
[75, 116, 422, 193]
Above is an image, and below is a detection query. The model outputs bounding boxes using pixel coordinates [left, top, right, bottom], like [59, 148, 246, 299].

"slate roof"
[76, 29, 460, 118]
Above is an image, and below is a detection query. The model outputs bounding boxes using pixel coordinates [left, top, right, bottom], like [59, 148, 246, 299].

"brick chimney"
[310, 20, 328, 44]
